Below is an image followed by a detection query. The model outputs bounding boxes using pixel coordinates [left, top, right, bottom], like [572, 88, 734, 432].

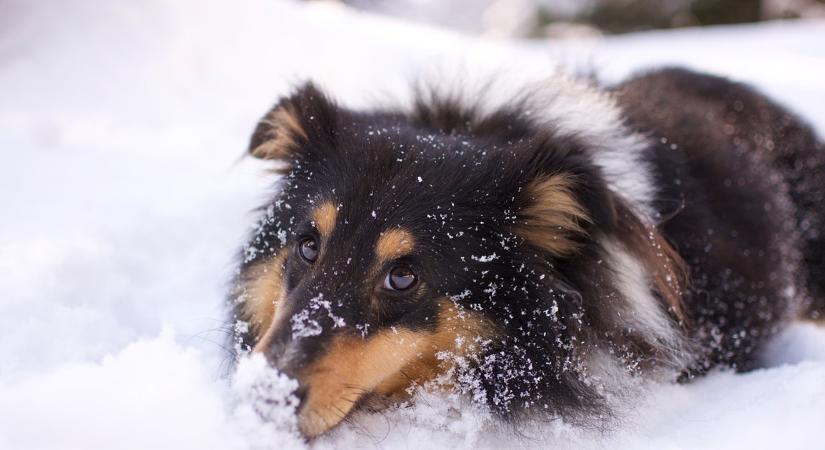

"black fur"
[614, 68, 825, 370]
[230, 68, 825, 433]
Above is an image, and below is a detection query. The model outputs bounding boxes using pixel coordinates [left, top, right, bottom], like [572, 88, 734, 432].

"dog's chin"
[296, 398, 352, 438]
[296, 411, 334, 439]
[296, 391, 399, 438]
[295, 389, 364, 439]
[297, 404, 345, 438]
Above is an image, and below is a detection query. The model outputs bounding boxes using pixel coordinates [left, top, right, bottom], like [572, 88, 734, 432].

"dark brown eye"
[384, 267, 417, 291]
[298, 238, 318, 263]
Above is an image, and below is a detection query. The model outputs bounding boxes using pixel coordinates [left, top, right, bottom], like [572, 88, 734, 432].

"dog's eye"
[384, 267, 417, 291]
[298, 238, 319, 263]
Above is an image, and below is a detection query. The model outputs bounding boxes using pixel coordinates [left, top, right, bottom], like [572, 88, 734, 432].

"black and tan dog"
[229, 68, 825, 438]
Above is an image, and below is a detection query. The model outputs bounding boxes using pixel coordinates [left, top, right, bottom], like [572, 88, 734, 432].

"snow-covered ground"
[1, 1, 824, 449]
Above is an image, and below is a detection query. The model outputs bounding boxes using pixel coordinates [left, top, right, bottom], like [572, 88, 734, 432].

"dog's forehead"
[286, 127, 512, 252]
[328, 170, 483, 232]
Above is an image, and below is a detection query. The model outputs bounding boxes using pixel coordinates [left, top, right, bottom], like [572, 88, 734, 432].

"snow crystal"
[471, 253, 499, 262]
[290, 308, 323, 339]
[290, 294, 346, 340]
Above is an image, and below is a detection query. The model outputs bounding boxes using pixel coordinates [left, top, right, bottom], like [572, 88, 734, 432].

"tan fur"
[297, 330, 428, 437]
[250, 105, 307, 160]
[375, 228, 415, 263]
[514, 174, 591, 256]
[238, 251, 288, 344]
[311, 202, 337, 238]
[373, 300, 492, 396]
[296, 299, 493, 437]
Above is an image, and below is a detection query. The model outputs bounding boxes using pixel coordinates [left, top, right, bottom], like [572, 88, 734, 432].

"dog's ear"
[248, 82, 338, 165]
[512, 159, 617, 258]
[514, 174, 590, 257]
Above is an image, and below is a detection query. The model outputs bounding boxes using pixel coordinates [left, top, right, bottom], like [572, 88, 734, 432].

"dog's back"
[614, 68, 825, 370]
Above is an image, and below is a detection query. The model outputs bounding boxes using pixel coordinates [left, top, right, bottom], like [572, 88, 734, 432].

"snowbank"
[1, 1, 824, 449]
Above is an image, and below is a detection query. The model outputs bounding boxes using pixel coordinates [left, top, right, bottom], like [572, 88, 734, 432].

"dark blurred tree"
[579, 0, 684, 33]
[691, 0, 761, 24]
[337, 0, 825, 37]
[557, 0, 762, 34]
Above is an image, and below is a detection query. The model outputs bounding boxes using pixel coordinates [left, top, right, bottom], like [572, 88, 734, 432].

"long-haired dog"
[229, 68, 825, 438]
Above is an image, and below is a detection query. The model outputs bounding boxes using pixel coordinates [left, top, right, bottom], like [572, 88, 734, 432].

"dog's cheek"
[235, 250, 289, 338]
[373, 300, 497, 397]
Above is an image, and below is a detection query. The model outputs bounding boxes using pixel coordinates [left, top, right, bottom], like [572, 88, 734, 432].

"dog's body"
[230, 68, 825, 437]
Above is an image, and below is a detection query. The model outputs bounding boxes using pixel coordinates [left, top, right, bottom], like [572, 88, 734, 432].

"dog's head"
[231, 83, 685, 437]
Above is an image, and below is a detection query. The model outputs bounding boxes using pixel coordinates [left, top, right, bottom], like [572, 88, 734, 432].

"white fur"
[581, 240, 692, 388]
[601, 239, 691, 372]
[584, 347, 635, 393]
[519, 73, 656, 221]
[406, 69, 658, 221]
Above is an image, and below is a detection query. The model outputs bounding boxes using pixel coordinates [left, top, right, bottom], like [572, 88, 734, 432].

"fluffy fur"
[229, 67, 825, 437]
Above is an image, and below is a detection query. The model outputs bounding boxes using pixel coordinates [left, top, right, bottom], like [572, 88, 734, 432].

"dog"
[228, 67, 825, 438]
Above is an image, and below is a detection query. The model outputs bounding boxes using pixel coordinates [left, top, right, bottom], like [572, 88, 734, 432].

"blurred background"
[338, 0, 825, 38]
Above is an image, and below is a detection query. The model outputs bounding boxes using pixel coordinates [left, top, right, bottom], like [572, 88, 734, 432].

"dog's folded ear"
[514, 174, 593, 257]
[248, 82, 338, 165]
[513, 165, 617, 258]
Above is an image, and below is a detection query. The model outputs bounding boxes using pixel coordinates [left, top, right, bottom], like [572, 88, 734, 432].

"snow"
[471, 253, 499, 262]
[1, 0, 824, 449]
